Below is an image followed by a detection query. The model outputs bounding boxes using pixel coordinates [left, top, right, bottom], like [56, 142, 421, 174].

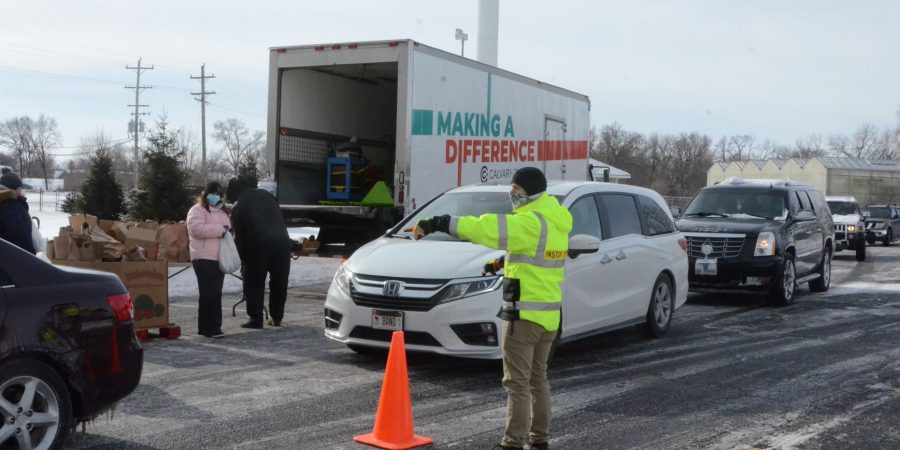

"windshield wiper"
[685, 212, 731, 218]
[389, 233, 412, 240]
[738, 213, 771, 219]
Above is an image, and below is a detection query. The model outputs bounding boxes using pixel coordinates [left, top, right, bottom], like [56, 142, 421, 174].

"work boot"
[526, 442, 549, 450]
[240, 321, 263, 329]
[492, 445, 524, 450]
[267, 319, 282, 327]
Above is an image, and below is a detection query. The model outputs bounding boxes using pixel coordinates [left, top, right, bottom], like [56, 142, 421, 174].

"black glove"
[414, 215, 451, 238]
[483, 256, 505, 276]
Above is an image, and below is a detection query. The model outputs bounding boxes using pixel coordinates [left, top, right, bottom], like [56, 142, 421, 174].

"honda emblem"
[383, 280, 404, 297]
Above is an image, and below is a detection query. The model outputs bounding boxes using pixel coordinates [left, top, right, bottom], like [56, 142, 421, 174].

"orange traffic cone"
[354, 331, 433, 449]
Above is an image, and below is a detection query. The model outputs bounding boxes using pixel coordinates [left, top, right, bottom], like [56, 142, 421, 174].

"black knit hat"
[0, 171, 22, 190]
[226, 177, 250, 203]
[204, 181, 222, 196]
[511, 167, 547, 196]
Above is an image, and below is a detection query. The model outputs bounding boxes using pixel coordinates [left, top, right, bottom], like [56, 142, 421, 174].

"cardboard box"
[124, 227, 159, 261]
[51, 259, 169, 329]
[69, 214, 98, 234]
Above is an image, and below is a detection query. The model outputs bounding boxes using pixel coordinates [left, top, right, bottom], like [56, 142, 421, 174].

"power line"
[126, 58, 153, 186]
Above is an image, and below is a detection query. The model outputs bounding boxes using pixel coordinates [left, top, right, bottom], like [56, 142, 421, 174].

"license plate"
[372, 310, 403, 331]
[695, 258, 718, 276]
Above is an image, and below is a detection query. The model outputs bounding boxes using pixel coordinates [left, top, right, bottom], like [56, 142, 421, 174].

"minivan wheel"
[855, 237, 866, 261]
[639, 274, 674, 338]
[883, 229, 893, 247]
[769, 254, 796, 306]
[0, 359, 73, 450]
[810, 247, 832, 292]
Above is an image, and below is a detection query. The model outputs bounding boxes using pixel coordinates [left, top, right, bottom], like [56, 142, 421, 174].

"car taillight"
[678, 238, 688, 252]
[107, 293, 132, 322]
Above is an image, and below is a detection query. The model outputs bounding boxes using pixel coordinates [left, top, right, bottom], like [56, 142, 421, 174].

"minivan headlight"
[334, 265, 353, 295]
[439, 277, 503, 303]
[755, 232, 776, 256]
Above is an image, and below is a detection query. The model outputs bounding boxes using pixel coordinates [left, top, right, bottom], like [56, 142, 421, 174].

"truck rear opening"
[276, 62, 398, 206]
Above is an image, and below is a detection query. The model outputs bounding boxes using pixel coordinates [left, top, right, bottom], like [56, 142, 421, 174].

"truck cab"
[825, 196, 866, 261]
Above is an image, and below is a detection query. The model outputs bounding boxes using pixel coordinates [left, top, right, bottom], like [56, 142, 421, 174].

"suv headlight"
[439, 277, 503, 303]
[846, 225, 857, 232]
[754, 232, 776, 256]
[873, 222, 887, 229]
[334, 265, 353, 295]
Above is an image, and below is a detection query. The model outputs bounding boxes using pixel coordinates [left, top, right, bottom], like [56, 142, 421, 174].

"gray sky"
[1, 0, 898, 158]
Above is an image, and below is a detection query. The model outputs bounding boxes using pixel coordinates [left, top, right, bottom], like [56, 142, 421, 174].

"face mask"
[510, 192, 534, 209]
[206, 194, 221, 206]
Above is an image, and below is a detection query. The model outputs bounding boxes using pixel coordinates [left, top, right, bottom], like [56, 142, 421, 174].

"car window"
[795, 191, 811, 211]
[568, 195, 603, 240]
[801, 191, 816, 211]
[638, 195, 675, 236]
[601, 194, 642, 238]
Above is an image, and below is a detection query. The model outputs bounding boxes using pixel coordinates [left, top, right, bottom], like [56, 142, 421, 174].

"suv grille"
[835, 224, 846, 232]
[685, 234, 746, 259]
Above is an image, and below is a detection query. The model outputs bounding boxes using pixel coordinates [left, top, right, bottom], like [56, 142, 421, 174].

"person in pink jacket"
[186, 181, 232, 338]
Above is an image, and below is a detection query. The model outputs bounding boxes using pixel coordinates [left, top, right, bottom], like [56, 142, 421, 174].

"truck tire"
[855, 237, 866, 261]
[768, 253, 796, 306]
[883, 229, 893, 247]
[810, 247, 831, 292]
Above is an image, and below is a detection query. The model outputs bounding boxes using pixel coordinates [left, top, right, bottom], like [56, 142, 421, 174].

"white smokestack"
[476, 0, 499, 66]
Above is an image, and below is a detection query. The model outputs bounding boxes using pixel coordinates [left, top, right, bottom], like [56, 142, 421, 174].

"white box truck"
[267, 39, 590, 254]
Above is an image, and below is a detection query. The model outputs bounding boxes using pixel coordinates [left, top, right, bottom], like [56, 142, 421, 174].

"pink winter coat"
[186, 203, 232, 261]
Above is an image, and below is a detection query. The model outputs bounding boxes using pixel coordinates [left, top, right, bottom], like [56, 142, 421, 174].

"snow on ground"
[31, 209, 340, 299]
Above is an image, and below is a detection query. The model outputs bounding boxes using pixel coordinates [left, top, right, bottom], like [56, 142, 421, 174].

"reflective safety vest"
[450, 193, 572, 331]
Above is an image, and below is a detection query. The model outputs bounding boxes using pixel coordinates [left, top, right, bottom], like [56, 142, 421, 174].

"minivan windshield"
[391, 191, 513, 241]
[827, 201, 859, 215]
[683, 189, 787, 220]
[866, 206, 892, 218]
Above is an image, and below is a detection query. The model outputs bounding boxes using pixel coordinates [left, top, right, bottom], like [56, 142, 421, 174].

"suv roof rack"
[715, 177, 812, 188]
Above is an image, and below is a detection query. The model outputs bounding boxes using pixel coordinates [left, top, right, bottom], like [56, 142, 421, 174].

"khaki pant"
[500, 319, 557, 448]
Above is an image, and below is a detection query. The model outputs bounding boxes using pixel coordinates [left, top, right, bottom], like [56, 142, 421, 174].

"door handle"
[600, 255, 613, 264]
[615, 251, 627, 261]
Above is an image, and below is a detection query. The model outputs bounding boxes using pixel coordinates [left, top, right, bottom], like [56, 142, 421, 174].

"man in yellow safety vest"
[412, 167, 572, 450]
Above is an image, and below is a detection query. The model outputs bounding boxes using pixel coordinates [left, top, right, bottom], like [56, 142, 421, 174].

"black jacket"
[0, 196, 36, 254]
[230, 188, 290, 259]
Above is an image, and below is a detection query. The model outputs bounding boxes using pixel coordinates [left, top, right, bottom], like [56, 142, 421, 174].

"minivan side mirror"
[568, 234, 601, 259]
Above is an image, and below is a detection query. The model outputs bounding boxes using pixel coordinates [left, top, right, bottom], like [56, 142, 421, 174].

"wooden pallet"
[135, 324, 181, 342]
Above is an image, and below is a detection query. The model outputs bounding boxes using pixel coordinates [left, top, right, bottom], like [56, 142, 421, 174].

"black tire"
[883, 229, 893, 247]
[638, 274, 674, 338]
[855, 237, 866, 261]
[768, 253, 796, 306]
[810, 247, 832, 292]
[347, 344, 384, 355]
[0, 359, 73, 450]
[867, 236, 876, 245]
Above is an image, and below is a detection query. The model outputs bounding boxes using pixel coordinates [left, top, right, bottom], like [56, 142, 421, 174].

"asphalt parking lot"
[69, 246, 900, 450]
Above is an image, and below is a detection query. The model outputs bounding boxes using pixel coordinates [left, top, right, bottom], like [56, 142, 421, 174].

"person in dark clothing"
[0, 171, 36, 254]
[226, 177, 292, 329]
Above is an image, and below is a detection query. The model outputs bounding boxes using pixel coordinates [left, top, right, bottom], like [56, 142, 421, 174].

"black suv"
[863, 204, 900, 246]
[676, 179, 834, 305]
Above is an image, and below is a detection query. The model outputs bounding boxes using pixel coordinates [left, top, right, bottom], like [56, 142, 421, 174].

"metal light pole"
[455, 28, 468, 57]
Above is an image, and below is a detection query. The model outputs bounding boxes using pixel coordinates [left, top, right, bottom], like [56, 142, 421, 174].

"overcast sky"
[1, 0, 898, 159]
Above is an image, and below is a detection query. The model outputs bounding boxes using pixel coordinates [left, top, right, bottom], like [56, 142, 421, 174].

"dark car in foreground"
[0, 239, 143, 449]
[863, 204, 900, 246]
[676, 178, 833, 305]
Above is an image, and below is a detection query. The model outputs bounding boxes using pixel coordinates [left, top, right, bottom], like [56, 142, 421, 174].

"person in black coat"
[0, 171, 36, 255]
[226, 178, 292, 329]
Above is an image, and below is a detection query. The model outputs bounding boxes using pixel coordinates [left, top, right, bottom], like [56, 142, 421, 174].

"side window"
[601, 194, 643, 238]
[802, 191, 816, 211]
[789, 192, 801, 213]
[638, 195, 675, 236]
[795, 191, 811, 211]
[568, 195, 603, 240]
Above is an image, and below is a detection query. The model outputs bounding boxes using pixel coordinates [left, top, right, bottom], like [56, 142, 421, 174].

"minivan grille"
[685, 235, 746, 259]
[349, 274, 450, 312]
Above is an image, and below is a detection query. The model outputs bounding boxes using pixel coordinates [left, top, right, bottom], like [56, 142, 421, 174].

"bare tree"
[29, 115, 61, 189]
[728, 134, 757, 161]
[212, 118, 265, 174]
[792, 134, 828, 159]
[78, 131, 131, 173]
[0, 117, 34, 176]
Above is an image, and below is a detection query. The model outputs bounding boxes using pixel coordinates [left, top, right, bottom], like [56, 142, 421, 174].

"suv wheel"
[769, 254, 796, 306]
[883, 229, 893, 247]
[639, 274, 674, 338]
[810, 247, 832, 292]
[0, 360, 73, 450]
[855, 237, 866, 261]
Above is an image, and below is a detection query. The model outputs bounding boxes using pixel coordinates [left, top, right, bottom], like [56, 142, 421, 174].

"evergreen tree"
[80, 150, 124, 219]
[127, 117, 192, 221]
[236, 153, 259, 188]
[60, 191, 82, 214]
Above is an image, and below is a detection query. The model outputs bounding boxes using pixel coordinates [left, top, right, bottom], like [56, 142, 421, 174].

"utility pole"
[191, 64, 215, 183]
[126, 58, 153, 187]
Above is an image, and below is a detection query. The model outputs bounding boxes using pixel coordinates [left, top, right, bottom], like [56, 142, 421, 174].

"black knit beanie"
[0, 171, 22, 190]
[511, 167, 547, 196]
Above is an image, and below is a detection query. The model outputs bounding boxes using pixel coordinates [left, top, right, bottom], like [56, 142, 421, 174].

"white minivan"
[324, 182, 689, 359]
